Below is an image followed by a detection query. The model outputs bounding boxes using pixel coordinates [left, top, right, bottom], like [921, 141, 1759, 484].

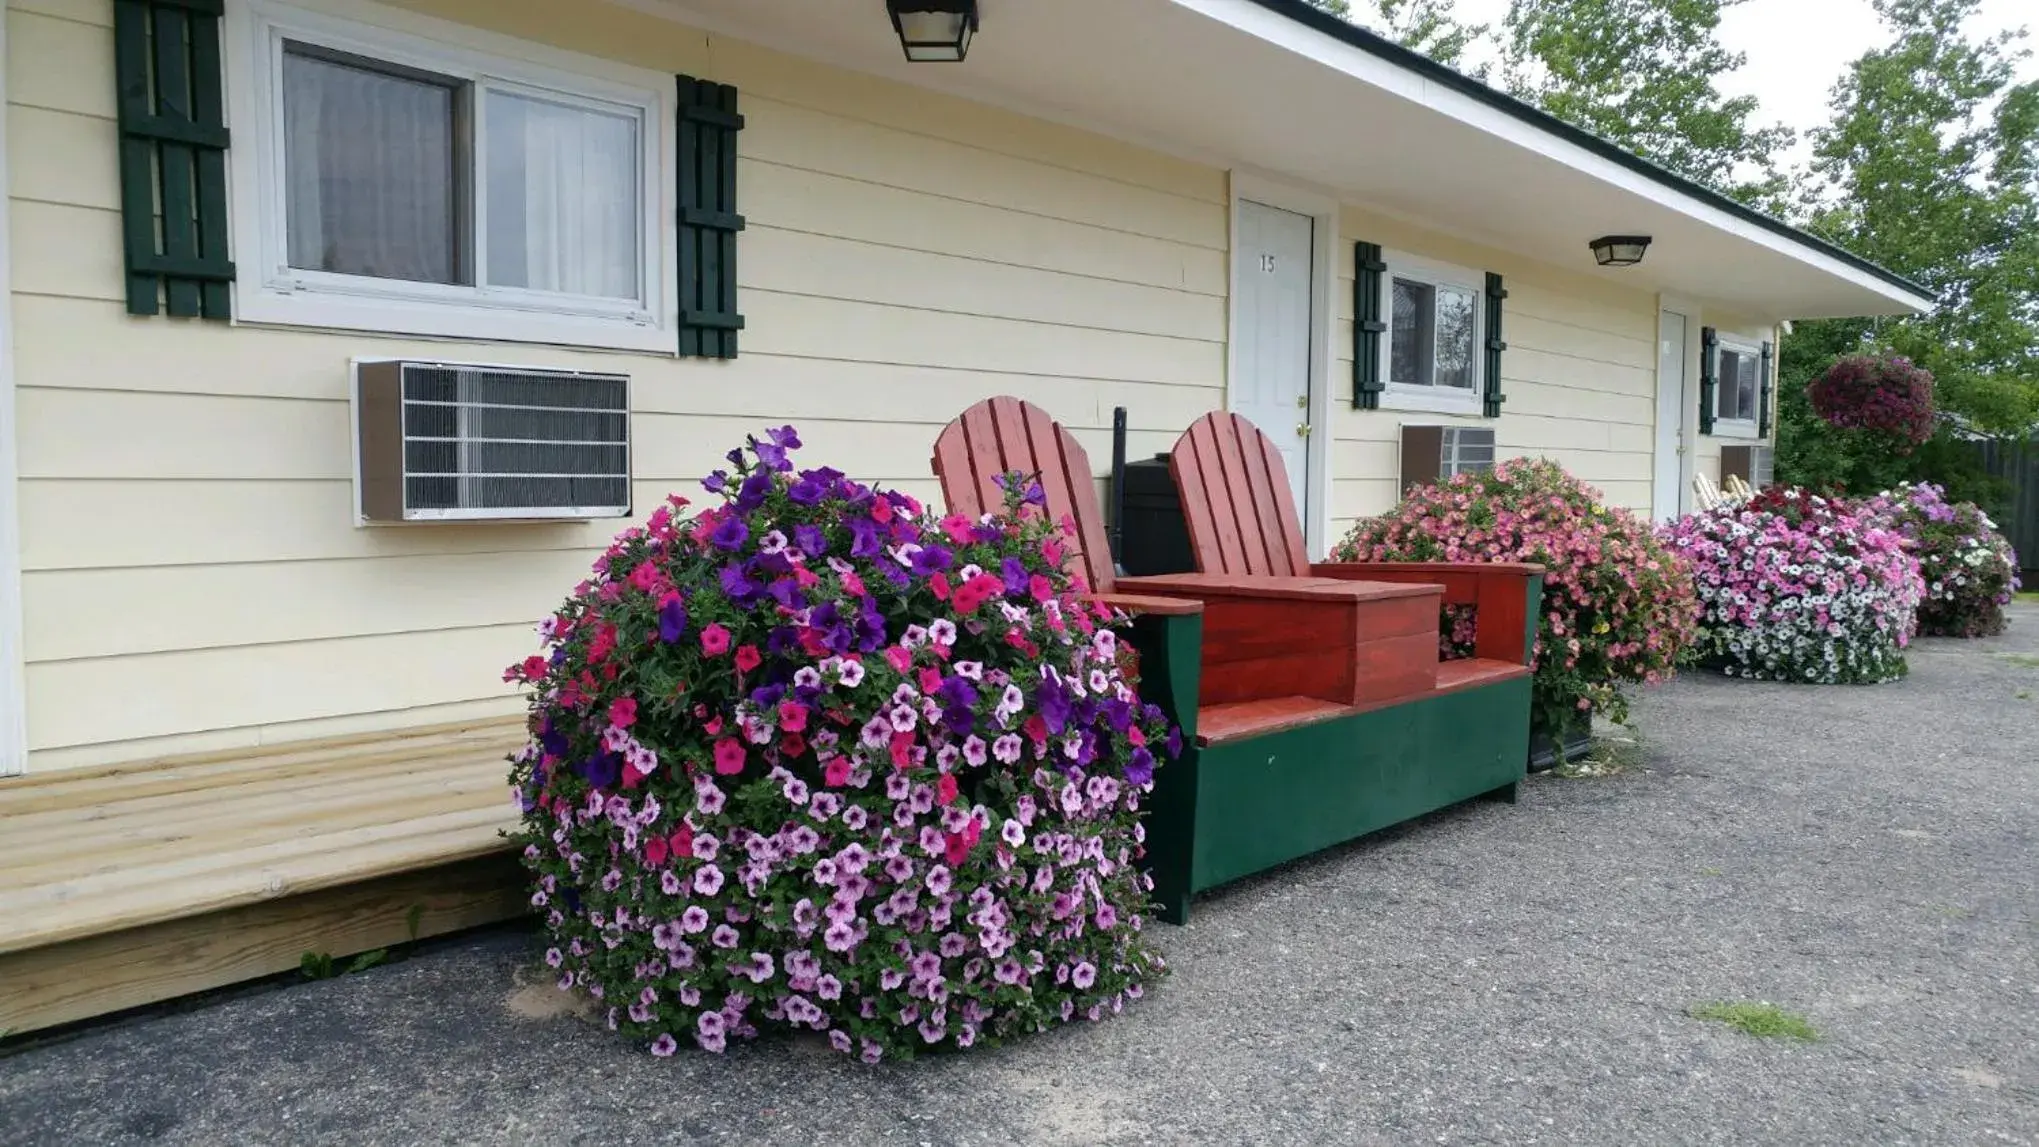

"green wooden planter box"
[1125, 608, 1533, 925]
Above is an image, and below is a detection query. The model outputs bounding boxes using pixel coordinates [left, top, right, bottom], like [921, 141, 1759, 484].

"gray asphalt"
[5, 603, 2037, 1146]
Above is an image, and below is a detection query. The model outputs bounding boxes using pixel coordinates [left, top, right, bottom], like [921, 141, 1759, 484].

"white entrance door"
[1233, 200, 1315, 514]
[1653, 310, 1691, 521]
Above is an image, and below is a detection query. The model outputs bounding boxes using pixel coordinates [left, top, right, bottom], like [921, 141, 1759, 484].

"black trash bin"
[1115, 454, 1196, 576]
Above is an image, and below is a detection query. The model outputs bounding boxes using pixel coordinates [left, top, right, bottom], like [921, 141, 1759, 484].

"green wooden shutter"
[1482, 271, 1507, 418]
[114, 0, 233, 319]
[676, 75, 746, 359]
[1698, 326, 1719, 436]
[1759, 339, 1775, 438]
[1352, 241, 1386, 409]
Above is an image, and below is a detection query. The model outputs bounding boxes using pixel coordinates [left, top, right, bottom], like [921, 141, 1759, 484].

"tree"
[1501, 0, 1793, 209]
[1299, 0, 1492, 73]
[1794, 0, 2039, 436]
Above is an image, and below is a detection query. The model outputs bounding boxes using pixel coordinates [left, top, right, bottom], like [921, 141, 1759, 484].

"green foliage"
[1795, 0, 2039, 436]
[1299, 0, 1492, 72]
[1501, 0, 1793, 208]
[1776, 325, 2008, 509]
[1688, 1001, 1820, 1041]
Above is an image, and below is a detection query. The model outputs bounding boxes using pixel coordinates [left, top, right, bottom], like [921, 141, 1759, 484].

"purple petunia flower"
[659, 596, 689, 643]
[1125, 746, 1155, 787]
[708, 516, 750, 552]
[911, 544, 954, 577]
[650, 1033, 678, 1057]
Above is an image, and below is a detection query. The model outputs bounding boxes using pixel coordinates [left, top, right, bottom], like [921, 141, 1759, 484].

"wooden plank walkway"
[0, 719, 528, 1036]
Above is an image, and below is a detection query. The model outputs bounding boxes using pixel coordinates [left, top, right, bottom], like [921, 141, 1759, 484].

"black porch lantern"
[1589, 235, 1652, 267]
[887, 0, 979, 62]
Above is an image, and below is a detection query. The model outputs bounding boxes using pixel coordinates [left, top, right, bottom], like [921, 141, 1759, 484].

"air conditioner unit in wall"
[1400, 424, 1496, 494]
[354, 360, 632, 523]
[1719, 444, 1775, 491]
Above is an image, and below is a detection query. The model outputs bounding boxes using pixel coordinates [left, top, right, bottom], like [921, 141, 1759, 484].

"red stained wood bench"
[932, 398, 1540, 923]
[1169, 410, 1544, 670]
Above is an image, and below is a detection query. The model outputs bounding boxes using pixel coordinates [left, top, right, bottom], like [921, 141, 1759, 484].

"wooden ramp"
[0, 719, 528, 1036]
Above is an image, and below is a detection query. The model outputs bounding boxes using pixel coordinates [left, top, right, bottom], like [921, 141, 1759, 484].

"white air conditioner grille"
[1440, 427, 1496, 478]
[357, 361, 631, 522]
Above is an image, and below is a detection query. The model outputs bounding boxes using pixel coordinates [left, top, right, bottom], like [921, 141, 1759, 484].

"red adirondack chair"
[1168, 410, 1544, 674]
[931, 397, 1536, 923]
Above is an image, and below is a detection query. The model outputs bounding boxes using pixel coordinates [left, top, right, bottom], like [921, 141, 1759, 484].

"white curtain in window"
[486, 91, 639, 300]
[282, 48, 460, 284]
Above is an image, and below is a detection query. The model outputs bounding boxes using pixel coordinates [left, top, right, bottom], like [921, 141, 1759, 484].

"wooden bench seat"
[0, 719, 526, 1036]
[1434, 657, 1534, 693]
[1196, 696, 1351, 746]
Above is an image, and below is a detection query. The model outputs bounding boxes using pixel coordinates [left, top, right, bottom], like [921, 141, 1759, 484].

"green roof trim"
[1245, 0, 1935, 305]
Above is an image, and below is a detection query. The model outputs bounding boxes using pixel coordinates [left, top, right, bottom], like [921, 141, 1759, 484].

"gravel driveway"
[5, 603, 2036, 1146]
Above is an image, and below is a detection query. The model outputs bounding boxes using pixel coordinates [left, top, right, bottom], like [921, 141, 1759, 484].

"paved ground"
[5, 603, 2037, 1146]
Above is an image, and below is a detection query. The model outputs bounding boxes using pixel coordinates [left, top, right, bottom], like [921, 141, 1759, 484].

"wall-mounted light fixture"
[888, 0, 979, 62]
[1588, 235, 1652, 267]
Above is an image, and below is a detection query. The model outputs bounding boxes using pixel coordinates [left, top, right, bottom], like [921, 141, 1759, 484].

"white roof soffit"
[644, 0, 1932, 320]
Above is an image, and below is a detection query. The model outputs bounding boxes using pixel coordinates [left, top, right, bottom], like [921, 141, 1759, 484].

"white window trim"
[225, 0, 678, 353]
[1373, 248, 1484, 415]
[1712, 334, 1764, 439]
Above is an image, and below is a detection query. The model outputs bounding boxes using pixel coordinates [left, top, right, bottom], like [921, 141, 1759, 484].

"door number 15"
[1258, 254, 1278, 273]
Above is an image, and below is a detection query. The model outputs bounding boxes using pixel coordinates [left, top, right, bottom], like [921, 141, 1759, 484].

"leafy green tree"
[1501, 0, 1793, 208]
[1793, 0, 2039, 437]
[1299, 0, 1492, 72]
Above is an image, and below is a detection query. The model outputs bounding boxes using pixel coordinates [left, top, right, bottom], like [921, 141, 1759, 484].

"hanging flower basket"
[1807, 354, 1936, 451]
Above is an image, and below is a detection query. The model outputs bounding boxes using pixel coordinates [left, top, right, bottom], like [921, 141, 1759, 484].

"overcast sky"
[1449, 0, 2037, 162]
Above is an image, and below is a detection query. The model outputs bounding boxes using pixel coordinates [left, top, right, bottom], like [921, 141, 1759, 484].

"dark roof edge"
[1242, 0, 1937, 305]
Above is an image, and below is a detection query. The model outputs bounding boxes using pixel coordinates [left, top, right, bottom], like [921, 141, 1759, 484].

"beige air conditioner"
[354, 360, 631, 523]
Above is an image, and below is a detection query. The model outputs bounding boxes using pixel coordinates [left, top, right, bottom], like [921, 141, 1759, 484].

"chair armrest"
[1311, 561, 1545, 578]
[1310, 561, 1545, 665]
[1088, 591, 1203, 617]
[1118, 572, 1435, 604]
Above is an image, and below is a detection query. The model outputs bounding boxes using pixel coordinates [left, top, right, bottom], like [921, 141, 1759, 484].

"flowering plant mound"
[1331, 458, 1698, 743]
[1863, 482, 2020, 637]
[1807, 354, 1936, 451]
[506, 428, 1178, 1062]
[1663, 487, 1924, 683]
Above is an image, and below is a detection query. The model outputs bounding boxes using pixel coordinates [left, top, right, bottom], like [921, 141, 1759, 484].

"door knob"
[1296, 422, 1312, 438]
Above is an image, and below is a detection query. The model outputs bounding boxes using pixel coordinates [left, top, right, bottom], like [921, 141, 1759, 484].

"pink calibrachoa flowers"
[505, 428, 1177, 1061]
[1332, 458, 1698, 748]
[1863, 481, 2021, 638]
[1664, 486, 1925, 683]
[1807, 354, 1936, 451]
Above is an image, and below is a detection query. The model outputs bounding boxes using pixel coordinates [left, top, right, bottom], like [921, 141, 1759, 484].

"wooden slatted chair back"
[1168, 412, 1311, 578]
[930, 397, 1118, 594]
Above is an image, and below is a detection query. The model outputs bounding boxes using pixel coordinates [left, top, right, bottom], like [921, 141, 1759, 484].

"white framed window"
[227, 1, 674, 351]
[1713, 337, 1763, 436]
[1373, 251, 1484, 414]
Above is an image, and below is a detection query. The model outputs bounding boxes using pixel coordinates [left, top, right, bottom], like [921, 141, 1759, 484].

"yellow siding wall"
[1330, 205, 1663, 538]
[5, 0, 1229, 768]
[4, 0, 1696, 772]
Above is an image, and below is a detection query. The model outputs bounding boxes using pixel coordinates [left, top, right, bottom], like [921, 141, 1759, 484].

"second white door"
[1233, 199, 1315, 515]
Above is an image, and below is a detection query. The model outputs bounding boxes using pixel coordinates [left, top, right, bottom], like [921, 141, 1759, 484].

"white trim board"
[0, 17, 28, 776]
[1227, 170, 1336, 558]
[1170, 0, 1934, 315]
